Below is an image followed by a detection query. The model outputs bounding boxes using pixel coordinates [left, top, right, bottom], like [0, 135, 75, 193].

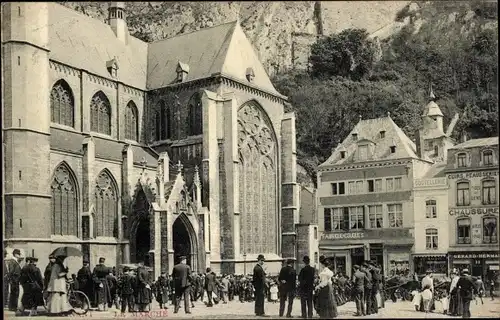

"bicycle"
[44, 280, 90, 315]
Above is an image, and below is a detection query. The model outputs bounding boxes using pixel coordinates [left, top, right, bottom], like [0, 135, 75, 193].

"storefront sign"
[449, 207, 499, 216]
[451, 253, 499, 259]
[447, 170, 498, 180]
[321, 232, 364, 240]
[321, 228, 411, 241]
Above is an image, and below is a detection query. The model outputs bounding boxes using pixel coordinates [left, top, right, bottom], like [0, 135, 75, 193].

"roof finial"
[358, 114, 362, 121]
[387, 111, 391, 118]
[176, 160, 183, 173]
[429, 83, 436, 101]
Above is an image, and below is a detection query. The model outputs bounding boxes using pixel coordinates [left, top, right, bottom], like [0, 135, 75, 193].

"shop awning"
[412, 253, 448, 258]
[383, 239, 414, 246]
[319, 245, 365, 251]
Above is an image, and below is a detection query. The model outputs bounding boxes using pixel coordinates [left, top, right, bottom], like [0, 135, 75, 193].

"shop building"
[317, 114, 433, 277]
[412, 92, 459, 276]
[445, 137, 499, 279]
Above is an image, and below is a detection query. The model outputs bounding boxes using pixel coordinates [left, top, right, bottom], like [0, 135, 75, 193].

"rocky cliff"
[58, 1, 408, 76]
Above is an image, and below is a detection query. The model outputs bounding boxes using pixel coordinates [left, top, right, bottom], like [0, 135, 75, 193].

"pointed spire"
[429, 83, 436, 101]
[176, 160, 183, 173]
[193, 165, 200, 185]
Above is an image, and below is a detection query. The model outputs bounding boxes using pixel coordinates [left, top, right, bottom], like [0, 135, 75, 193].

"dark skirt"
[449, 291, 463, 316]
[317, 284, 337, 319]
[21, 284, 44, 309]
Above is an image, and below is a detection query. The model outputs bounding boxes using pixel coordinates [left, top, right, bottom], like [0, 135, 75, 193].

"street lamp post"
[243, 252, 247, 276]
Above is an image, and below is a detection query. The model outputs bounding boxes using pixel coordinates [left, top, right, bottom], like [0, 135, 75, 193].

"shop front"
[319, 228, 414, 277]
[449, 251, 499, 278]
[412, 253, 448, 276]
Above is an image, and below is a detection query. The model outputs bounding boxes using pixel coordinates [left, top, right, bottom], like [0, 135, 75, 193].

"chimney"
[460, 131, 469, 143]
[108, 2, 128, 43]
[415, 129, 423, 158]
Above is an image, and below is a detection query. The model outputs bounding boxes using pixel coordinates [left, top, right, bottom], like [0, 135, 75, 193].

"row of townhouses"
[313, 92, 499, 281]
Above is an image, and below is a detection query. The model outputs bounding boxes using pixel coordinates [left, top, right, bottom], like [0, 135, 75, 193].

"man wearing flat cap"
[172, 255, 192, 314]
[19, 257, 44, 316]
[253, 254, 267, 317]
[278, 258, 296, 317]
[92, 257, 111, 311]
[298, 256, 315, 318]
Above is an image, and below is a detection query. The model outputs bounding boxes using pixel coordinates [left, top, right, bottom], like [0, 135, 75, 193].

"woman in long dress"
[46, 256, 73, 316]
[315, 256, 337, 319]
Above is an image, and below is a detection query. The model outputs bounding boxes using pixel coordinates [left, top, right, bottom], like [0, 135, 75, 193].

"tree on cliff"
[309, 28, 376, 80]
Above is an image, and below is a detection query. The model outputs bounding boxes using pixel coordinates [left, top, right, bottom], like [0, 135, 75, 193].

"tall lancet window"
[94, 170, 118, 238]
[238, 102, 277, 255]
[50, 80, 74, 127]
[90, 91, 111, 135]
[51, 163, 78, 236]
[124, 101, 138, 141]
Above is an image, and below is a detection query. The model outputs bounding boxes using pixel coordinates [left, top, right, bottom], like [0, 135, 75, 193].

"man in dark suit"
[77, 260, 93, 307]
[457, 269, 476, 318]
[92, 257, 111, 311]
[19, 257, 44, 316]
[352, 265, 367, 316]
[253, 254, 267, 317]
[8, 249, 23, 311]
[298, 256, 315, 319]
[361, 262, 373, 315]
[278, 259, 296, 318]
[204, 268, 216, 307]
[172, 256, 192, 314]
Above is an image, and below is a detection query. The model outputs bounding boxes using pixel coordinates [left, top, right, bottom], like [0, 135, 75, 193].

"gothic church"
[1, 2, 298, 277]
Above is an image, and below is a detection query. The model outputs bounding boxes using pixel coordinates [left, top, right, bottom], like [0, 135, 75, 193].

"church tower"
[415, 86, 456, 162]
[108, 2, 128, 43]
[2, 3, 52, 239]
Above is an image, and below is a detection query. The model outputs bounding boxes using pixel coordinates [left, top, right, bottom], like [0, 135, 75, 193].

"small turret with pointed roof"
[422, 84, 444, 133]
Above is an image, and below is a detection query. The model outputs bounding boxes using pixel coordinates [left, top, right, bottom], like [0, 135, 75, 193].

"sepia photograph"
[1, 1, 498, 318]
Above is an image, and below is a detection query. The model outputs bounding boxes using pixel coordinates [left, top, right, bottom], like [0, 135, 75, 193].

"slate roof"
[50, 128, 84, 154]
[421, 117, 446, 139]
[423, 162, 447, 178]
[449, 137, 499, 150]
[147, 21, 280, 95]
[422, 101, 444, 117]
[48, 3, 148, 89]
[48, 2, 282, 96]
[320, 116, 420, 167]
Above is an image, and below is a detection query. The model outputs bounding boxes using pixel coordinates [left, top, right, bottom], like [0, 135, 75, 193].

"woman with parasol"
[46, 255, 73, 316]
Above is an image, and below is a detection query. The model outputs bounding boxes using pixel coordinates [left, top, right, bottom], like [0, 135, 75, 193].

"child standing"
[421, 287, 433, 313]
[118, 267, 135, 313]
[440, 292, 449, 315]
[270, 282, 278, 303]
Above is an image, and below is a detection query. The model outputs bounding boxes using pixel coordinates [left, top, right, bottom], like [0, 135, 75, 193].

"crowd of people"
[4, 248, 496, 318]
[411, 268, 495, 318]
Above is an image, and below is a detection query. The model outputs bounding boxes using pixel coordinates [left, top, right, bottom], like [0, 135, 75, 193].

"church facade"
[1, 2, 298, 277]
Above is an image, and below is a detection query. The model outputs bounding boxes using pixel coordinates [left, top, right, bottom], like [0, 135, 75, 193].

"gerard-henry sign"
[449, 207, 499, 216]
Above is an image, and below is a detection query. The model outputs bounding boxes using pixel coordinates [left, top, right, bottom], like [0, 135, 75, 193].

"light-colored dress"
[270, 285, 278, 301]
[46, 262, 72, 315]
[316, 267, 337, 319]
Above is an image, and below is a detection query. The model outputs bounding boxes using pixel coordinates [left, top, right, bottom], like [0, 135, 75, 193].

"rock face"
[58, 1, 408, 76]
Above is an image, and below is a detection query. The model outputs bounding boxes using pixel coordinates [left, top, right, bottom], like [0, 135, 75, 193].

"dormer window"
[352, 133, 358, 141]
[340, 151, 346, 159]
[358, 145, 368, 160]
[379, 131, 386, 139]
[483, 150, 494, 166]
[390, 146, 396, 153]
[106, 58, 119, 78]
[246, 67, 255, 82]
[457, 152, 467, 168]
[176, 61, 189, 83]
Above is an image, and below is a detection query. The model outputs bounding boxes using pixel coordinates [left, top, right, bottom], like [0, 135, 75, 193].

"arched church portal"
[135, 217, 151, 266]
[130, 189, 151, 266]
[173, 216, 193, 267]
